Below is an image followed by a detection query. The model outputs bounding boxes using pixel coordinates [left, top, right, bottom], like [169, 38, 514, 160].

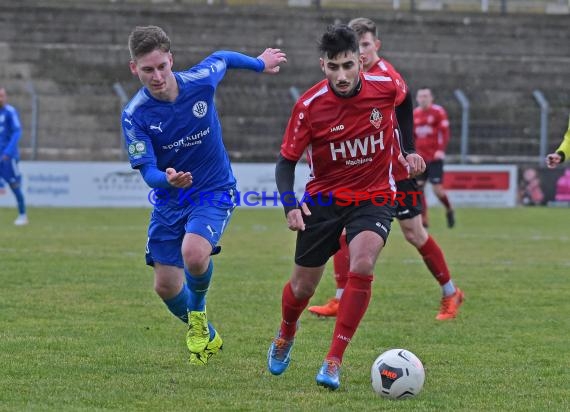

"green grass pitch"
[1, 207, 569, 411]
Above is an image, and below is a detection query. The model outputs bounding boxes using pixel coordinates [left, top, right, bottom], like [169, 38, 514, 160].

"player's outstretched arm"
[257, 48, 287, 74]
[212, 50, 284, 74]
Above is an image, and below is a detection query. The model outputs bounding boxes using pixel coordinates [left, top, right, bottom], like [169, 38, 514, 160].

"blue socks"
[163, 285, 191, 323]
[163, 261, 217, 341]
[162, 285, 216, 339]
[185, 260, 213, 312]
[10, 185, 26, 215]
[207, 322, 215, 340]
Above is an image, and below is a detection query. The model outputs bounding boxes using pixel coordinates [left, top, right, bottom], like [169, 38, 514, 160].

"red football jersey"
[413, 104, 450, 162]
[368, 58, 409, 182]
[281, 72, 407, 199]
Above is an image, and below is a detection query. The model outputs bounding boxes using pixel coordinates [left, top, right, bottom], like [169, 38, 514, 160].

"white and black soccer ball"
[371, 348, 425, 400]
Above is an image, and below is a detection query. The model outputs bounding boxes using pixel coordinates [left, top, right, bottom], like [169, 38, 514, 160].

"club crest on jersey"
[370, 108, 382, 129]
[192, 101, 208, 118]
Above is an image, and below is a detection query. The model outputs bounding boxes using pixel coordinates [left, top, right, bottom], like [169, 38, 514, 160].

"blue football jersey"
[122, 51, 264, 207]
[0, 104, 22, 159]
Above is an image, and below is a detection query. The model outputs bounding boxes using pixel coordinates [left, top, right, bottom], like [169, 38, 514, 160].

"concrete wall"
[0, 1, 568, 162]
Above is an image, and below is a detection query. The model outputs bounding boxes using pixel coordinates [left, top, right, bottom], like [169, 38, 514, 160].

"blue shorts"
[145, 187, 237, 268]
[0, 158, 22, 185]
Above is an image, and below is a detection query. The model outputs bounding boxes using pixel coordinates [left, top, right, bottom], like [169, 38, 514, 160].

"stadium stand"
[0, 0, 568, 162]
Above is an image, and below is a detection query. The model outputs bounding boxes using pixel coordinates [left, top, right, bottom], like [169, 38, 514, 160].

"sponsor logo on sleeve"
[128, 141, 147, 157]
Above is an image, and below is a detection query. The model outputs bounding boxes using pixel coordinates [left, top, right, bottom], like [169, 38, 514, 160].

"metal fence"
[3, 0, 568, 164]
[17, 80, 562, 166]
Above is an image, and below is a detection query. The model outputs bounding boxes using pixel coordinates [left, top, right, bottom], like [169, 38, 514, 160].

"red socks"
[280, 282, 310, 339]
[418, 235, 451, 285]
[333, 233, 350, 290]
[327, 273, 373, 362]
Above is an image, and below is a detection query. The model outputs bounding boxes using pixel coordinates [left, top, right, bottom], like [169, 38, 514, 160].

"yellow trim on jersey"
[556, 115, 570, 162]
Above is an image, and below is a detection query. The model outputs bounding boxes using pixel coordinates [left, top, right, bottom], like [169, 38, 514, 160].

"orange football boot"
[308, 298, 339, 317]
[436, 288, 464, 320]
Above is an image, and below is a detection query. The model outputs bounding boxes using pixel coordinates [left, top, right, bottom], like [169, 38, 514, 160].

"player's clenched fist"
[286, 203, 311, 231]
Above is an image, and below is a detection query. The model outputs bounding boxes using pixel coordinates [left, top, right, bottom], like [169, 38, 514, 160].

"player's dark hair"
[128, 25, 171, 60]
[318, 24, 359, 60]
[348, 17, 379, 39]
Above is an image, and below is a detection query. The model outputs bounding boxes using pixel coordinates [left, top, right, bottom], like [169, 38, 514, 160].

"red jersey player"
[414, 87, 456, 228]
[266, 24, 424, 391]
[307, 18, 464, 323]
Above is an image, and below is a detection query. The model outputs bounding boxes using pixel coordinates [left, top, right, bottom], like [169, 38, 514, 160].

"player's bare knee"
[182, 250, 210, 275]
[350, 255, 376, 274]
[402, 227, 424, 247]
[184, 258, 209, 276]
[289, 277, 316, 300]
[153, 279, 178, 299]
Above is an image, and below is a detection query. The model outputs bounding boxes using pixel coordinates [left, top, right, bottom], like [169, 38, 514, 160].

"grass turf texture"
[0, 207, 568, 411]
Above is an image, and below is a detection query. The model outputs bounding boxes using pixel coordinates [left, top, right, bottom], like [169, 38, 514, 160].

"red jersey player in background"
[308, 17, 464, 321]
[414, 87, 455, 228]
[266, 24, 424, 391]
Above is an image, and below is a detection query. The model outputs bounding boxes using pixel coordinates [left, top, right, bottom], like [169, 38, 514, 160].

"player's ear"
[319, 58, 325, 73]
[168, 51, 174, 68]
[375, 39, 381, 52]
[129, 60, 138, 76]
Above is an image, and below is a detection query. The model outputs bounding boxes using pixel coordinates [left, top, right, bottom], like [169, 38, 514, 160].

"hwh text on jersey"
[329, 132, 384, 161]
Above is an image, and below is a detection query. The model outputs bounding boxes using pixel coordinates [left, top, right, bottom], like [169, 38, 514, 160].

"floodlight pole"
[532, 90, 549, 166]
[113, 82, 129, 160]
[289, 86, 300, 102]
[454, 89, 470, 164]
[26, 81, 39, 160]
[501, 0, 507, 14]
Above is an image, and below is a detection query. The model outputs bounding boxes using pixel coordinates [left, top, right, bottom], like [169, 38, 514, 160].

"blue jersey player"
[122, 26, 286, 365]
[0, 86, 28, 226]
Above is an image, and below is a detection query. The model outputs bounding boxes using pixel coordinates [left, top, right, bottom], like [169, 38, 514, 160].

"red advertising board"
[444, 171, 511, 191]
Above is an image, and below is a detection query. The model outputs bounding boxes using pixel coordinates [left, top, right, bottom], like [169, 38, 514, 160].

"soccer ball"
[371, 349, 425, 399]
